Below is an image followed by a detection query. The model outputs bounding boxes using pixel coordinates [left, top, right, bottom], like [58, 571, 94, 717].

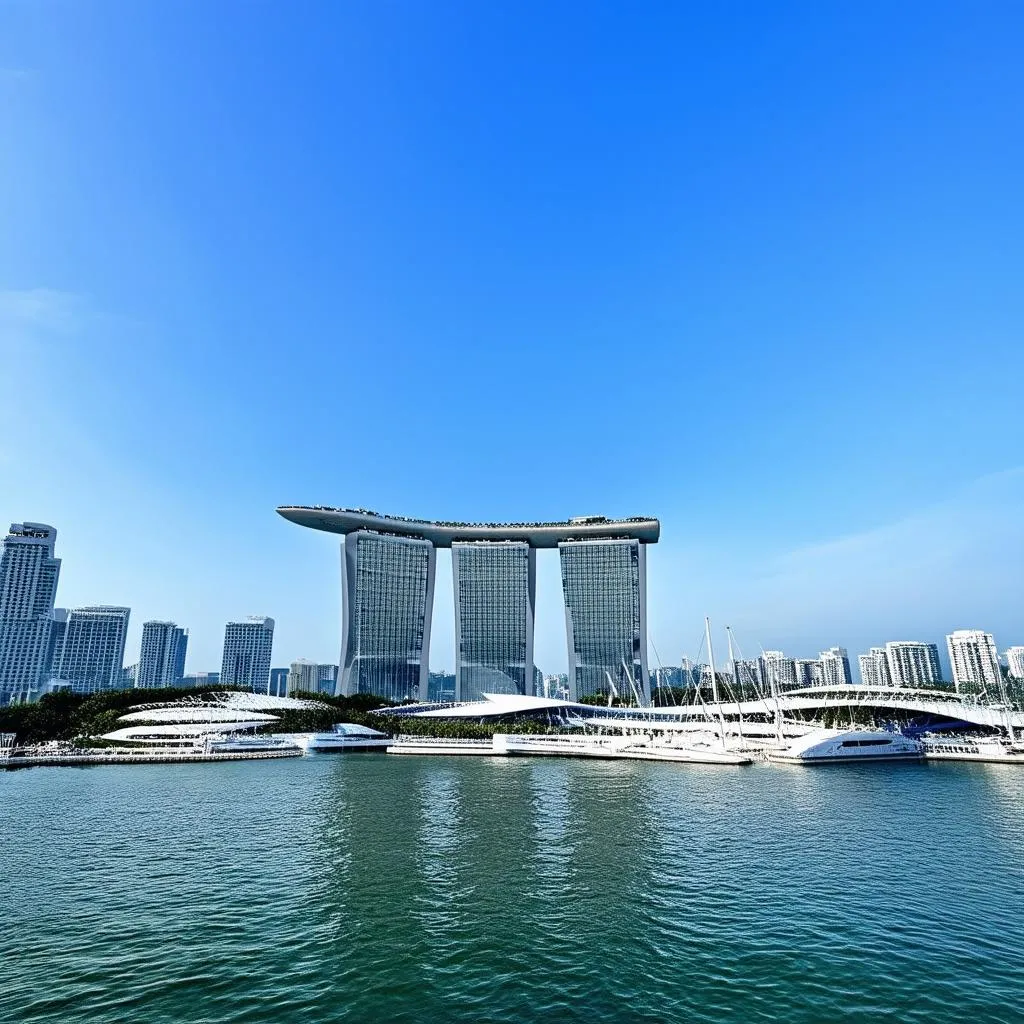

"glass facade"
[559, 539, 649, 702]
[341, 531, 435, 702]
[452, 541, 535, 701]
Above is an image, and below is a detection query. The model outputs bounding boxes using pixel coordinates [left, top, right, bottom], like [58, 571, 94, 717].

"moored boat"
[767, 728, 923, 765]
[921, 734, 1024, 764]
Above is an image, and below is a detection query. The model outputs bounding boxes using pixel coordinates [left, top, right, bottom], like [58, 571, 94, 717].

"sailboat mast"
[705, 617, 719, 704]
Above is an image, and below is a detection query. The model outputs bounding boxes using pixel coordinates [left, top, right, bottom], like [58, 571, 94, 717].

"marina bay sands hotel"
[277, 507, 660, 704]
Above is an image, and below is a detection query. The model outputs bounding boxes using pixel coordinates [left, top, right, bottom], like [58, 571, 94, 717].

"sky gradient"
[2, 2, 1023, 676]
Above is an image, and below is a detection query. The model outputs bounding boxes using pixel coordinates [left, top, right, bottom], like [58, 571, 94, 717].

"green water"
[2, 756, 1022, 1024]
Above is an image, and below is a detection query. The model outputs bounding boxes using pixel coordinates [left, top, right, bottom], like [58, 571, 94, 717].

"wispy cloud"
[0, 288, 80, 335]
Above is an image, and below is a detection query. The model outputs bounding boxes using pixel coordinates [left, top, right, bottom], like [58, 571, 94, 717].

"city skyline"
[1, 514, 1020, 691]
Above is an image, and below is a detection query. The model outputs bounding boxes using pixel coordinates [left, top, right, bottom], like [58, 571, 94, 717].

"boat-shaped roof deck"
[276, 507, 660, 547]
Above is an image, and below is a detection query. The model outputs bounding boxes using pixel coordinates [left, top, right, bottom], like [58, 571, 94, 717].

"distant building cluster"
[0, 522, 303, 705]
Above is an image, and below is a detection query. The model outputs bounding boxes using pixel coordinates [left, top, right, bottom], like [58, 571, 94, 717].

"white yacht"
[767, 728, 923, 765]
[204, 733, 302, 755]
[288, 723, 392, 753]
[921, 734, 1024, 764]
[618, 733, 755, 765]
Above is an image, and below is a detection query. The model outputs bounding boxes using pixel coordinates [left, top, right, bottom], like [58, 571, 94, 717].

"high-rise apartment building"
[453, 540, 536, 701]
[220, 617, 275, 693]
[54, 606, 131, 694]
[287, 660, 338, 695]
[559, 538, 649, 702]
[1006, 647, 1024, 681]
[137, 621, 188, 688]
[794, 659, 822, 688]
[885, 642, 942, 688]
[858, 647, 892, 687]
[340, 531, 435, 702]
[0, 523, 62, 703]
[946, 630, 1001, 697]
[819, 647, 853, 687]
[761, 651, 797, 691]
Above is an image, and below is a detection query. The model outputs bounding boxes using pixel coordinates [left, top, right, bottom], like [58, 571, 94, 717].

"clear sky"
[2, 1, 1022, 678]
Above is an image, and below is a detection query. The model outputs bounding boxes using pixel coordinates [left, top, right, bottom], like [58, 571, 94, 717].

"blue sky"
[2, 1, 1022, 677]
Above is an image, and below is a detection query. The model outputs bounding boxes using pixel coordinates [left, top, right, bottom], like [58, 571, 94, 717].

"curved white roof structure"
[102, 722, 275, 745]
[117, 708, 280, 724]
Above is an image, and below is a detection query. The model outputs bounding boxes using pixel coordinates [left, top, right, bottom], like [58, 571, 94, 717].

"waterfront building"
[946, 630, 1001, 698]
[794, 658, 822, 688]
[885, 641, 942, 688]
[220, 616, 275, 693]
[138, 621, 188, 688]
[819, 647, 853, 687]
[54, 606, 131, 694]
[453, 540, 536, 701]
[858, 647, 892, 687]
[276, 508, 659, 704]
[287, 660, 338, 696]
[340, 531, 435, 702]
[762, 651, 797, 691]
[0, 523, 62, 704]
[1007, 647, 1024, 681]
[559, 538, 649, 702]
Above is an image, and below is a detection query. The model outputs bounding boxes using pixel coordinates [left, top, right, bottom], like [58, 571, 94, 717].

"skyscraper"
[885, 642, 942, 688]
[0, 522, 61, 704]
[559, 538, 649, 702]
[946, 630, 1001, 697]
[54, 607, 131, 694]
[340, 531, 435, 702]
[761, 651, 797, 691]
[858, 647, 892, 687]
[268, 667, 289, 697]
[220, 617, 275, 693]
[452, 540, 535, 701]
[287, 660, 339, 695]
[1007, 647, 1024, 681]
[819, 647, 853, 687]
[137, 621, 188, 688]
[793, 658, 822, 688]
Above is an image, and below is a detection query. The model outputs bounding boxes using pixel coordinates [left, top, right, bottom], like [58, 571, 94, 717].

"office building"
[220, 616, 275, 693]
[453, 540, 536, 701]
[819, 647, 853, 687]
[946, 630, 1001, 697]
[559, 538, 649, 701]
[340, 531, 436, 702]
[761, 651, 797, 691]
[268, 667, 289, 697]
[54, 606, 131, 694]
[137, 621, 188, 688]
[858, 648, 892, 687]
[794, 658, 822, 688]
[885, 641, 942, 688]
[1007, 647, 1024, 681]
[0, 522, 62, 703]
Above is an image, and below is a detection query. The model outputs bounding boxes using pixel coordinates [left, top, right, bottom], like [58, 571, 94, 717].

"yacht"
[921, 734, 1024, 764]
[204, 733, 302, 755]
[288, 723, 392, 753]
[767, 728, 923, 765]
